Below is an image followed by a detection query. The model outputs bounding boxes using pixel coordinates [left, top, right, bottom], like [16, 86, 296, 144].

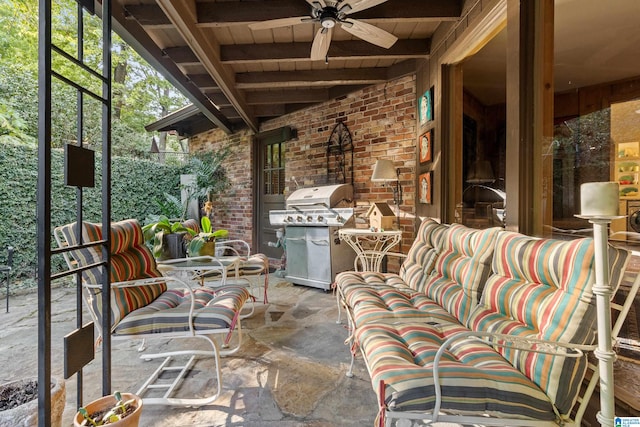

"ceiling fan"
[248, 0, 398, 61]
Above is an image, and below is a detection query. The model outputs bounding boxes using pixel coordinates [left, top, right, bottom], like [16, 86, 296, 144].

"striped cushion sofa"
[334, 218, 631, 426]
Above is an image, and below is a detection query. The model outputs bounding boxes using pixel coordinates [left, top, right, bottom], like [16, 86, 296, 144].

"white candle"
[580, 182, 619, 216]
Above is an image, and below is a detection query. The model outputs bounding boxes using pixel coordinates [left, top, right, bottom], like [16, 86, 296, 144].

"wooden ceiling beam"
[204, 90, 232, 107]
[245, 89, 330, 105]
[124, 0, 461, 27]
[235, 68, 388, 89]
[163, 46, 199, 64]
[123, 3, 172, 27]
[110, 0, 233, 133]
[156, 0, 258, 132]
[254, 104, 287, 118]
[186, 73, 218, 89]
[221, 39, 429, 64]
[196, 0, 461, 26]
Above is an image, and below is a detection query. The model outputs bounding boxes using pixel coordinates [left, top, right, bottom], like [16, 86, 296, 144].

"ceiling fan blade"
[249, 16, 308, 31]
[341, 19, 397, 49]
[339, 0, 388, 14]
[311, 27, 333, 61]
[305, 0, 326, 8]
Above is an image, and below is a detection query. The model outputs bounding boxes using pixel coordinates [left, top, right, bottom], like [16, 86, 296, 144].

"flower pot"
[195, 240, 216, 257]
[0, 377, 65, 427]
[73, 393, 142, 427]
[160, 233, 187, 260]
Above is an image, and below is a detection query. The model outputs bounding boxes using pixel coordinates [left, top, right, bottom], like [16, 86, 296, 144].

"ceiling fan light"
[321, 16, 336, 28]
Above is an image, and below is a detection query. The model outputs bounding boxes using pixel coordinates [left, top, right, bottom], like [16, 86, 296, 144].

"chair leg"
[262, 272, 269, 304]
[136, 334, 223, 407]
[220, 317, 243, 356]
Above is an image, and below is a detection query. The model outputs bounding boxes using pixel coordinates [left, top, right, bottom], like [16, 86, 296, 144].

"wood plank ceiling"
[113, 0, 463, 134]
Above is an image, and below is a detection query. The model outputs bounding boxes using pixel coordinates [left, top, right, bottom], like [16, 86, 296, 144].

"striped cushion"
[399, 218, 449, 292]
[60, 220, 167, 330]
[182, 218, 200, 234]
[466, 231, 630, 417]
[334, 219, 447, 299]
[58, 221, 103, 285]
[238, 253, 268, 275]
[114, 286, 250, 335]
[356, 321, 557, 421]
[349, 287, 462, 327]
[336, 270, 409, 302]
[422, 224, 501, 325]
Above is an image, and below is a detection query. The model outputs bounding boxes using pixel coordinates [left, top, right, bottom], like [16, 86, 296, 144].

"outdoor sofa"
[334, 218, 638, 426]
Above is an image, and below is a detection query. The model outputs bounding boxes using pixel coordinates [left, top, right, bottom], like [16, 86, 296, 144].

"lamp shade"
[466, 159, 494, 184]
[371, 159, 398, 182]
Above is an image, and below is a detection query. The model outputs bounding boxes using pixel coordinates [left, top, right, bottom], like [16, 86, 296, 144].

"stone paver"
[1, 276, 378, 426]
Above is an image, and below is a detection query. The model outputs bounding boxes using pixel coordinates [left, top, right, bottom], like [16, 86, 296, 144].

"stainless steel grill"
[269, 184, 356, 290]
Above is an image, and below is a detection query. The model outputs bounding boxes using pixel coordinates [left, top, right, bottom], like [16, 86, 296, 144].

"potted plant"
[142, 216, 194, 260]
[187, 216, 228, 257]
[73, 391, 142, 427]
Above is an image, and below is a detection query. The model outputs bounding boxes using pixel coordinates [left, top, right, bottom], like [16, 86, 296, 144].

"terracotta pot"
[0, 377, 65, 427]
[73, 393, 142, 427]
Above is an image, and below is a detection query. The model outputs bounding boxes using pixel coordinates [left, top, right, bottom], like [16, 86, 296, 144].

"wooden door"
[254, 128, 290, 260]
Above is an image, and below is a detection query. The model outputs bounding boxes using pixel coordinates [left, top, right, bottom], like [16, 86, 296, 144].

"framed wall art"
[419, 86, 434, 125]
[419, 129, 433, 163]
[419, 171, 432, 204]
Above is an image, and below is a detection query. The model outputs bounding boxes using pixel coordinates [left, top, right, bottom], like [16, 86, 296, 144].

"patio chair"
[54, 219, 251, 407]
[199, 239, 270, 305]
[1, 246, 13, 312]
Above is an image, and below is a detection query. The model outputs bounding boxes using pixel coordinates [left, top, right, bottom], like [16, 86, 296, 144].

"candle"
[580, 182, 619, 216]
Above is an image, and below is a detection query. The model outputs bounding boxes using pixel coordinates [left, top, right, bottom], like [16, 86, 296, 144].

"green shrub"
[0, 140, 182, 283]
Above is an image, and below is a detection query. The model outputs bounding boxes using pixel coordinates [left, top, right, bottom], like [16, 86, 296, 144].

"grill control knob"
[306, 215, 313, 222]
[317, 215, 324, 223]
[336, 215, 344, 223]
[285, 216, 293, 223]
[296, 216, 303, 222]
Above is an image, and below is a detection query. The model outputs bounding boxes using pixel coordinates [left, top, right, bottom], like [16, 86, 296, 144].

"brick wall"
[189, 128, 255, 244]
[190, 74, 417, 255]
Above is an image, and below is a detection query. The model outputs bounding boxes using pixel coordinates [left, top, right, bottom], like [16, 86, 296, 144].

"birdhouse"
[366, 202, 395, 231]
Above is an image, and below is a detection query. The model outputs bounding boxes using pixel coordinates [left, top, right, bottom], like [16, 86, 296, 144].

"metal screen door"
[38, 1, 113, 424]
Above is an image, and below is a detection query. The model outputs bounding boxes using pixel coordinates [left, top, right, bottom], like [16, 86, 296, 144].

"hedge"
[0, 140, 183, 286]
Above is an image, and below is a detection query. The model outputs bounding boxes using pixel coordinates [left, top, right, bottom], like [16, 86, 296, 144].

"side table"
[338, 228, 402, 272]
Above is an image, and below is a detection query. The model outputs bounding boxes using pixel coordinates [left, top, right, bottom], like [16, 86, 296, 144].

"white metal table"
[338, 228, 402, 272]
[157, 255, 241, 288]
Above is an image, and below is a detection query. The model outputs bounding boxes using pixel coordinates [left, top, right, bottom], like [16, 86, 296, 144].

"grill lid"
[286, 184, 353, 209]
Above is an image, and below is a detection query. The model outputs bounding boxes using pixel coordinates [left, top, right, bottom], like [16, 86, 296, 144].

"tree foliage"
[0, 140, 183, 284]
[0, 0, 189, 156]
[0, 0, 205, 287]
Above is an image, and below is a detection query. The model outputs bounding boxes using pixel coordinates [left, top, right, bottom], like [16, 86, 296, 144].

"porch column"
[505, 0, 554, 235]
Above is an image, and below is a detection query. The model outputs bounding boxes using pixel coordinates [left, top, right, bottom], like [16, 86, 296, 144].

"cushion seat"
[348, 287, 461, 327]
[356, 321, 557, 421]
[114, 286, 251, 335]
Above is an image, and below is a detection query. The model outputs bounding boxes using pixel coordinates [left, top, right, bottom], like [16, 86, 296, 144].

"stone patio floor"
[0, 275, 380, 426]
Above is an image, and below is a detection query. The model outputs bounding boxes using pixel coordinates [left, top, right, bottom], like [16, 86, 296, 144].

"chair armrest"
[216, 239, 251, 257]
[83, 275, 202, 336]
